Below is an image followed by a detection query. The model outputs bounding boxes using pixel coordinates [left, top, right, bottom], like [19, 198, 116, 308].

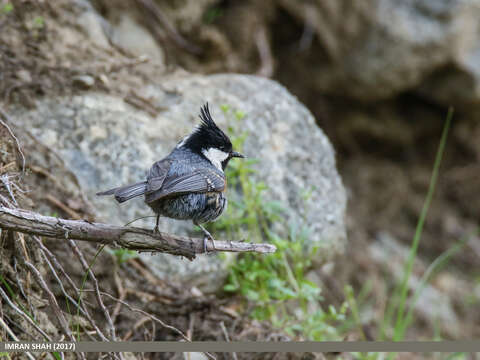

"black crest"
[183, 103, 233, 154]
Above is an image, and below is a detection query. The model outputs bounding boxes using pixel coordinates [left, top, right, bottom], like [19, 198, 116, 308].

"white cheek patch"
[202, 148, 229, 170]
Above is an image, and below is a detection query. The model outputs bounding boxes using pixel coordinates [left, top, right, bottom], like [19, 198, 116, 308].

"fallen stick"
[0, 206, 276, 260]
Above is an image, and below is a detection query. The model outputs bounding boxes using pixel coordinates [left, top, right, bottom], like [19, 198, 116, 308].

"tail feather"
[97, 181, 147, 203]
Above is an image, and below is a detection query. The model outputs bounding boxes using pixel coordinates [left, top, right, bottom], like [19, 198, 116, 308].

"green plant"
[203, 6, 223, 24]
[391, 108, 453, 341]
[75, 245, 105, 340]
[110, 248, 138, 264]
[0, 274, 34, 320]
[376, 109, 453, 346]
[0, 3, 13, 14]
[33, 16, 44, 28]
[0, 276, 62, 359]
[211, 105, 348, 340]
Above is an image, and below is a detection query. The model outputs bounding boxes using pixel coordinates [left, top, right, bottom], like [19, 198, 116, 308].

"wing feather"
[146, 159, 172, 193]
[145, 168, 225, 204]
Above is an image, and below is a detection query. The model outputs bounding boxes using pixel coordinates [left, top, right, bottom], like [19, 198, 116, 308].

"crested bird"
[97, 103, 245, 252]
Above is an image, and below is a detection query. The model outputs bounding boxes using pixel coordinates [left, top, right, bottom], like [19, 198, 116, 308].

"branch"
[0, 106, 26, 174]
[0, 206, 276, 260]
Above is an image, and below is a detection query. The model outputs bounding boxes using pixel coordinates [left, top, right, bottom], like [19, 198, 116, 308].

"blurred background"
[1, 0, 480, 356]
[91, 0, 480, 341]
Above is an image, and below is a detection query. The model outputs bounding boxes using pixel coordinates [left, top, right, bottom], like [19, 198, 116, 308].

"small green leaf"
[1, 3, 13, 13]
[223, 284, 238, 292]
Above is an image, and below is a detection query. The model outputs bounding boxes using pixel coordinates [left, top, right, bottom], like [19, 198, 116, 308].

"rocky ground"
[0, 0, 479, 358]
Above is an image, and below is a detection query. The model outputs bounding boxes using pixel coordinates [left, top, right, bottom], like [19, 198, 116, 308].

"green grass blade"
[398, 228, 478, 338]
[75, 244, 105, 340]
[393, 108, 453, 341]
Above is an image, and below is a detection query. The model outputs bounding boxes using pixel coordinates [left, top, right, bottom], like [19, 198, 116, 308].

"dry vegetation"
[0, 2, 309, 359]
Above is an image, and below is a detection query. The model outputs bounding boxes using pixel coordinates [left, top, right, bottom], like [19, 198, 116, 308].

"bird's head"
[178, 103, 245, 170]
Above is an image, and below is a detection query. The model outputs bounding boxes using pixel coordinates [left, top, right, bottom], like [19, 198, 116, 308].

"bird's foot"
[153, 215, 160, 234]
[195, 223, 216, 254]
[203, 233, 216, 254]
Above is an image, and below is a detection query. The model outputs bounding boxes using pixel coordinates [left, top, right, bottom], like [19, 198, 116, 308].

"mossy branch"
[0, 206, 276, 260]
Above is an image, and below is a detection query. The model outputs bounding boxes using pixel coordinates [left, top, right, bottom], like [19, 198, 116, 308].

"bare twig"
[122, 316, 151, 341]
[24, 262, 75, 342]
[88, 290, 188, 340]
[0, 106, 26, 174]
[0, 193, 15, 208]
[220, 321, 238, 360]
[67, 240, 117, 341]
[0, 206, 277, 260]
[124, 91, 164, 117]
[111, 270, 127, 324]
[1, 174, 18, 206]
[45, 194, 83, 220]
[255, 25, 274, 78]
[99, 290, 219, 359]
[0, 317, 36, 360]
[34, 238, 109, 342]
[0, 161, 16, 173]
[0, 286, 51, 341]
[13, 257, 35, 321]
[106, 55, 149, 73]
[187, 313, 195, 341]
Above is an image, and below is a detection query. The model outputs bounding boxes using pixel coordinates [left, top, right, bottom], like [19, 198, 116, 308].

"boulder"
[14, 74, 346, 292]
[279, 0, 480, 104]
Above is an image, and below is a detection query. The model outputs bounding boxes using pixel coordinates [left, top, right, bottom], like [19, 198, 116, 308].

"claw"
[153, 214, 160, 234]
[195, 222, 216, 254]
[203, 235, 208, 253]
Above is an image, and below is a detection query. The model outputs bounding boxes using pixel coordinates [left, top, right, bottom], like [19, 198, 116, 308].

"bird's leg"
[195, 222, 215, 253]
[153, 214, 160, 234]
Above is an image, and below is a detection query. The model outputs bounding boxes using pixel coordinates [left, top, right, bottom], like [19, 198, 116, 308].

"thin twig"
[111, 270, 127, 324]
[45, 194, 83, 220]
[0, 317, 36, 360]
[0, 206, 277, 259]
[34, 240, 108, 341]
[89, 290, 217, 360]
[124, 91, 164, 117]
[67, 241, 117, 341]
[187, 313, 195, 341]
[255, 25, 274, 78]
[88, 290, 189, 341]
[0, 174, 18, 206]
[0, 106, 26, 174]
[0, 193, 15, 208]
[0, 161, 16, 173]
[13, 257, 35, 322]
[24, 262, 75, 342]
[0, 286, 51, 341]
[122, 316, 151, 341]
[220, 321, 238, 360]
[106, 55, 149, 73]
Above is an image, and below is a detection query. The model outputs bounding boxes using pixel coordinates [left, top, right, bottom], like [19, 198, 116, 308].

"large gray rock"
[14, 74, 346, 292]
[280, 0, 480, 104]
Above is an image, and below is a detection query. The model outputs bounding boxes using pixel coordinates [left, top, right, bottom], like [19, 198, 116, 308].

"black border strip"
[1, 342, 480, 353]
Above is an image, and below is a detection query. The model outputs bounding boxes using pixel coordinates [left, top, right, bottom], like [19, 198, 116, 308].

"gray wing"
[145, 167, 226, 204]
[146, 158, 172, 194]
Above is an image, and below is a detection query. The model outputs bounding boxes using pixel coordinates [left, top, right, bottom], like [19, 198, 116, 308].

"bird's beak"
[231, 151, 245, 158]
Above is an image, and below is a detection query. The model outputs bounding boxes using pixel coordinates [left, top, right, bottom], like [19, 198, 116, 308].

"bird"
[96, 103, 245, 252]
